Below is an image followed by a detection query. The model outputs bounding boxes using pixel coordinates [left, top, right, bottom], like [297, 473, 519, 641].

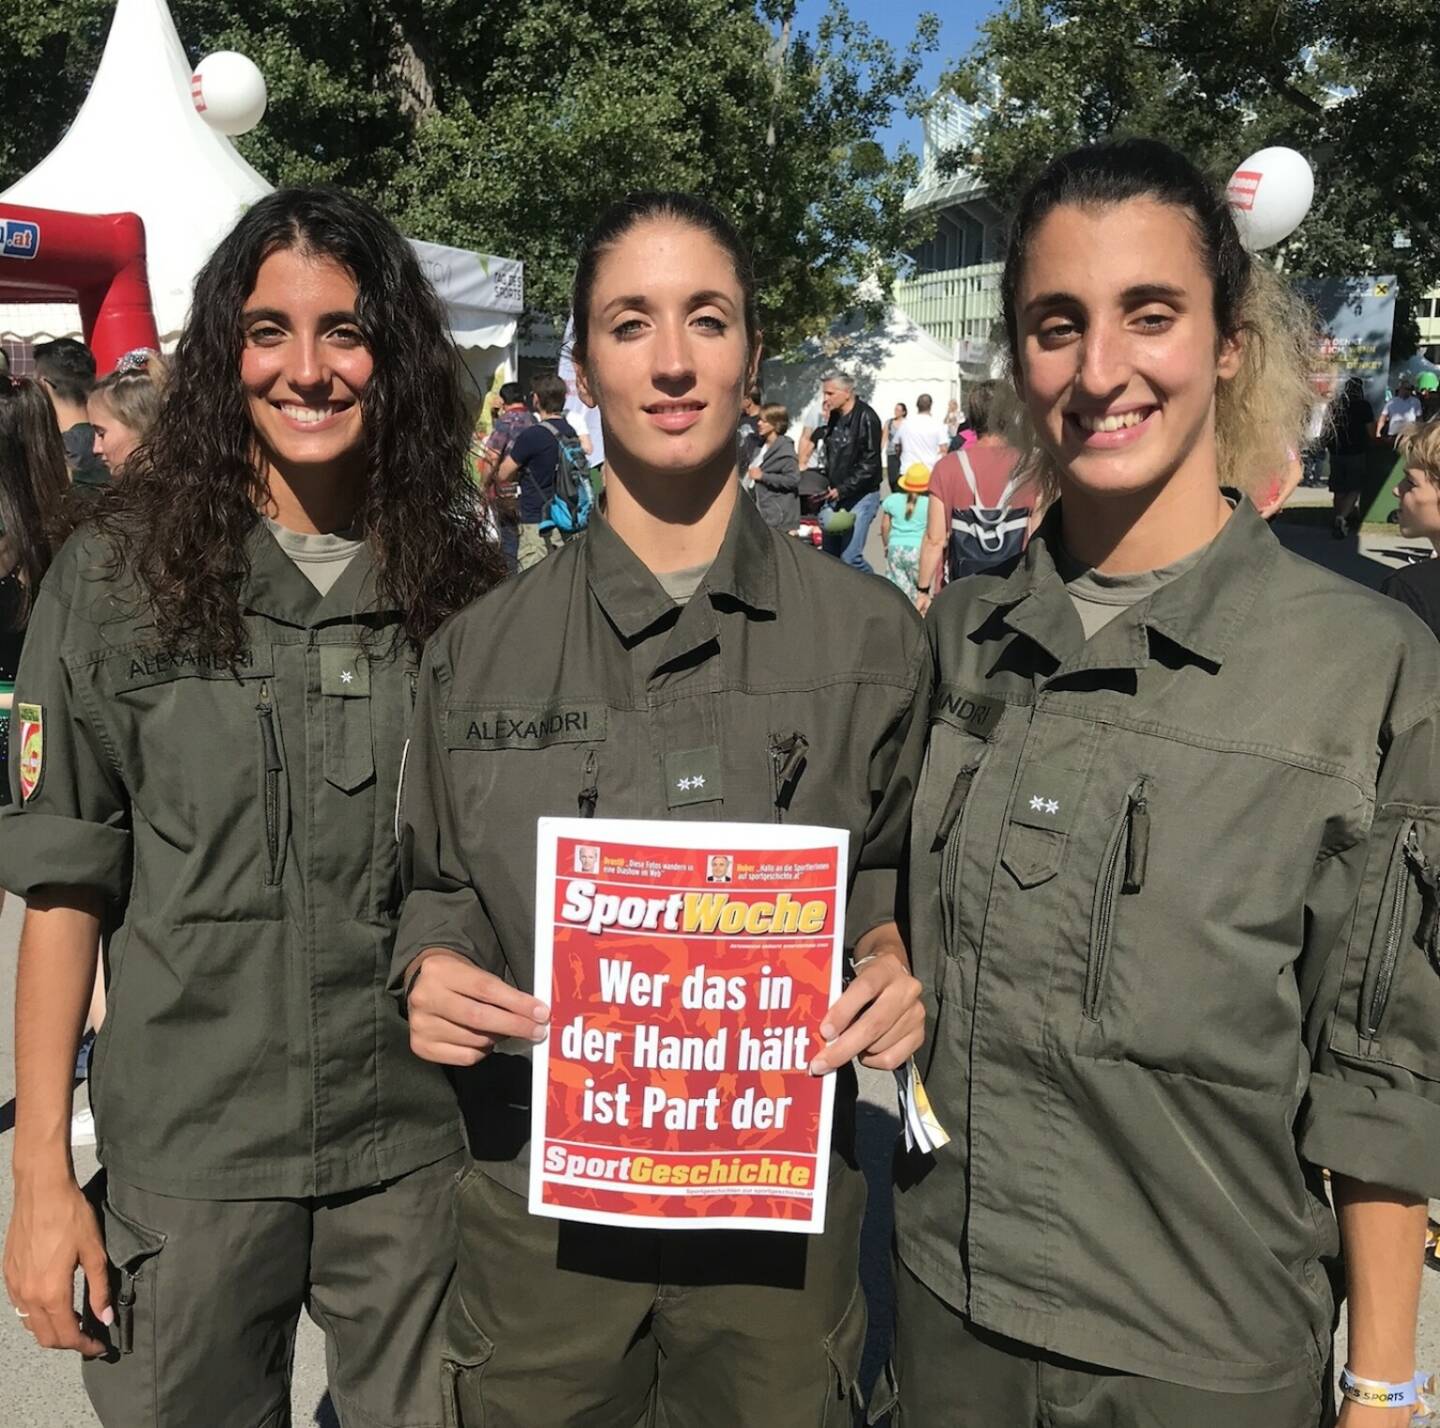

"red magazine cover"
[529, 818, 847, 1233]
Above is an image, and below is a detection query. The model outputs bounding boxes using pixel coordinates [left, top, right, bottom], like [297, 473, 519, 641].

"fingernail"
[809, 1058, 828, 1077]
[531, 1026, 549, 1042]
[100, 1307, 114, 1327]
[534, 1004, 551, 1023]
[820, 1022, 835, 1040]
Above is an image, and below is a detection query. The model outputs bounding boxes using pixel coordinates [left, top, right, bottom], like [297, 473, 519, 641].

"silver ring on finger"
[13, 1306, 30, 1319]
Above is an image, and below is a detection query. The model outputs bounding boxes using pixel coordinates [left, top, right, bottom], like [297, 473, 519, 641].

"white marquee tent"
[761, 307, 960, 429]
[0, 0, 522, 361]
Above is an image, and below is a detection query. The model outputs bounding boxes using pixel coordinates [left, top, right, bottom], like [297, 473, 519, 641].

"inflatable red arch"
[0, 203, 159, 375]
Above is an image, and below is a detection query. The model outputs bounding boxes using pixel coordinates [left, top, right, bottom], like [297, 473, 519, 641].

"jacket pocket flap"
[1001, 822, 1065, 888]
[101, 1200, 167, 1272]
[323, 692, 374, 793]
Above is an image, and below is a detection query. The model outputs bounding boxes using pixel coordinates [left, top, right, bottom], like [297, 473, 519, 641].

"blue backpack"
[540, 419, 593, 535]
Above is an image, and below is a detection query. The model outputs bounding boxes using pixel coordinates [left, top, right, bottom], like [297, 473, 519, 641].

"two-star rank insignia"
[664, 747, 722, 808]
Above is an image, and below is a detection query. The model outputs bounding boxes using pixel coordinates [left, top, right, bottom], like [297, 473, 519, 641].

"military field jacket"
[396, 495, 929, 1195]
[895, 502, 1440, 1393]
[0, 527, 462, 1198]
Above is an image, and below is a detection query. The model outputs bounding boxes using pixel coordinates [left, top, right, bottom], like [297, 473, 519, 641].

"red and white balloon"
[191, 52, 268, 137]
[1226, 147, 1315, 252]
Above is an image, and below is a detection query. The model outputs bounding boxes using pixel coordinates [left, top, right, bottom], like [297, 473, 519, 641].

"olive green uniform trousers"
[441, 1166, 869, 1427]
[82, 1152, 463, 1428]
[893, 1261, 1335, 1428]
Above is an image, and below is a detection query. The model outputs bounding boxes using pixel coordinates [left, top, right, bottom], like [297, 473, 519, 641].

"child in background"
[880, 461, 930, 602]
[1381, 420, 1440, 639]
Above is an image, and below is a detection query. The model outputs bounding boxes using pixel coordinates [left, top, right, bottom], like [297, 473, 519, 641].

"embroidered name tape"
[448, 704, 606, 750]
[113, 646, 271, 693]
[932, 687, 1006, 741]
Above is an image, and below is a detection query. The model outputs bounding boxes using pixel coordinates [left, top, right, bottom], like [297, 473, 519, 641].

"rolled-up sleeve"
[844, 627, 933, 949]
[391, 638, 503, 994]
[0, 573, 131, 899]
[1300, 701, 1440, 1198]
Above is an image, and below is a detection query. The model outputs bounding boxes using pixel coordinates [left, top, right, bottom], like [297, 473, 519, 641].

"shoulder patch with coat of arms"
[17, 703, 43, 802]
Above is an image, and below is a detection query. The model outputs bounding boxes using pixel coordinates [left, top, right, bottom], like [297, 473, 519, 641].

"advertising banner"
[530, 818, 847, 1234]
[1298, 274, 1398, 413]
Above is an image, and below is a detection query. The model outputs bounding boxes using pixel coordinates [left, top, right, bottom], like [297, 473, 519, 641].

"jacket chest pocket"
[1333, 807, 1440, 1078]
[1073, 773, 1297, 1088]
[93, 643, 287, 919]
[1001, 763, 1085, 889]
[933, 747, 986, 953]
[255, 680, 289, 886]
[103, 646, 276, 828]
[914, 701, 1004, 982]
[1080, 777, 1150, 1024]
[445, 702, 614, 827]
[320, 645, 376, 793]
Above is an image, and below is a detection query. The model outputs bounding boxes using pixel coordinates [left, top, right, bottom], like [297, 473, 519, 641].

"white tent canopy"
[0, 0, 521, 351]
[762, 307, 960, 427]
[410, 239, 522, 352]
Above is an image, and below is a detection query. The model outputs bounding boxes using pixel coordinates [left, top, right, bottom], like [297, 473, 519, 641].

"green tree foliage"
[0, 1, 937, 348]
[942, 0, 1440, 338]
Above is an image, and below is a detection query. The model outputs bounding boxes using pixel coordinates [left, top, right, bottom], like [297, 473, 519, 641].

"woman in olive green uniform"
[397, 193, 928, 1426]
[1, 189, 502, 1426]
[895, 139, 1440, 1427]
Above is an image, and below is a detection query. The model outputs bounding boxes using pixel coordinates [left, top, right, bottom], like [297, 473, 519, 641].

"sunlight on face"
[239, 248, 374, 479]
[1016, 199, 1240, 501]
[1396, 466, 1440, 540]
[577, 219, 753, 481]
[87, 391, 141, 475]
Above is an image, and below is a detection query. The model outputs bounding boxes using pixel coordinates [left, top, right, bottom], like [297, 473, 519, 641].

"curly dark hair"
[93, 187, 503, 660]
[0, 375, 73, 626]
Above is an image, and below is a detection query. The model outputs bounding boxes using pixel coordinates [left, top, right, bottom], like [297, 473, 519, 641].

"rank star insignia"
[1045, 799, 1060, 814]
[1029, 795, 1045, 811]
[340, 669, 354, 684]
[664, 747, 721, 806]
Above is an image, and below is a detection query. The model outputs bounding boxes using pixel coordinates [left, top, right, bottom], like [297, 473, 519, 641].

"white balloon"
[1226, 147, 1315, 252]
[191, 52, 267, 137]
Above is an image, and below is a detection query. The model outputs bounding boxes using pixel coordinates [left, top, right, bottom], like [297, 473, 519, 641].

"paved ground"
[0, 491, 1436, 1423]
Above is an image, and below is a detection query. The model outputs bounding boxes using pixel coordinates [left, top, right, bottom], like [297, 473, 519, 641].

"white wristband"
[1338, 1367, 1425, 1409]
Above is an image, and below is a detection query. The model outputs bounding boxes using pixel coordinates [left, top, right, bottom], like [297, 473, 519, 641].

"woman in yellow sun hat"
[880, 461, 932, 602]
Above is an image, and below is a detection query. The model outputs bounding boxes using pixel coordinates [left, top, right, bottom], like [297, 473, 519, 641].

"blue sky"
[790, 0, 995, 156]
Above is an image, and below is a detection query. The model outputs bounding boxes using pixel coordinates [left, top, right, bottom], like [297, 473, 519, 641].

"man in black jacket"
[819, 370, 883, 572]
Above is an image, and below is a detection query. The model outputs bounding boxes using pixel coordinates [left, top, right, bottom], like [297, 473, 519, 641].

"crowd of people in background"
[0, 337, 167, 834]
[719, 373, 1037, 604]
[4, 142, 1440, 1428]
[715, 351, 1440, 635]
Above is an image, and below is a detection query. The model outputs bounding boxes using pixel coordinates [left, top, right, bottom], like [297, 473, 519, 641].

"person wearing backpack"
[917, 380, 1037, 613]
[497, 372, 588, 570]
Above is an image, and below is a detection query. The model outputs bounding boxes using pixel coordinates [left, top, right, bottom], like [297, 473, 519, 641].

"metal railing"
[895, 262, 1004, 348]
